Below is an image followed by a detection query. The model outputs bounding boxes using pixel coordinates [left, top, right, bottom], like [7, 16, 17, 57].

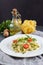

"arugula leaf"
[32, 38, 37, 41]
[26, 35, 30, 38]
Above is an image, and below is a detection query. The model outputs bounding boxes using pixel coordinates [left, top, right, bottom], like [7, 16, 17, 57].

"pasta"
[11, 35, 39, 54]
[21, 20, 37, 34]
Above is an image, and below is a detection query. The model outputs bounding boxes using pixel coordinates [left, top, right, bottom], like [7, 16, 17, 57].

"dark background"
[0, 0, 43, 26]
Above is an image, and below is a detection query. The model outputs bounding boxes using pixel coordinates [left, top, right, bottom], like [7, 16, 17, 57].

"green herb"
[26, 35, 30, 38]
[32, 38, 37, 41]
[18, 37, 28, 42]
[0, 20, 11, 33]
[18, 38, 24, 42]
[23, 37, 28, 40]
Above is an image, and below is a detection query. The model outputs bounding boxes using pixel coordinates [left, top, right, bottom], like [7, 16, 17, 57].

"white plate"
[0, 34, 43, 58]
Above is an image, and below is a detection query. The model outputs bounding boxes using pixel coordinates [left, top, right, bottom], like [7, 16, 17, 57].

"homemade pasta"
[21, 20, 37, 34]
[12, 35, 39, 54]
